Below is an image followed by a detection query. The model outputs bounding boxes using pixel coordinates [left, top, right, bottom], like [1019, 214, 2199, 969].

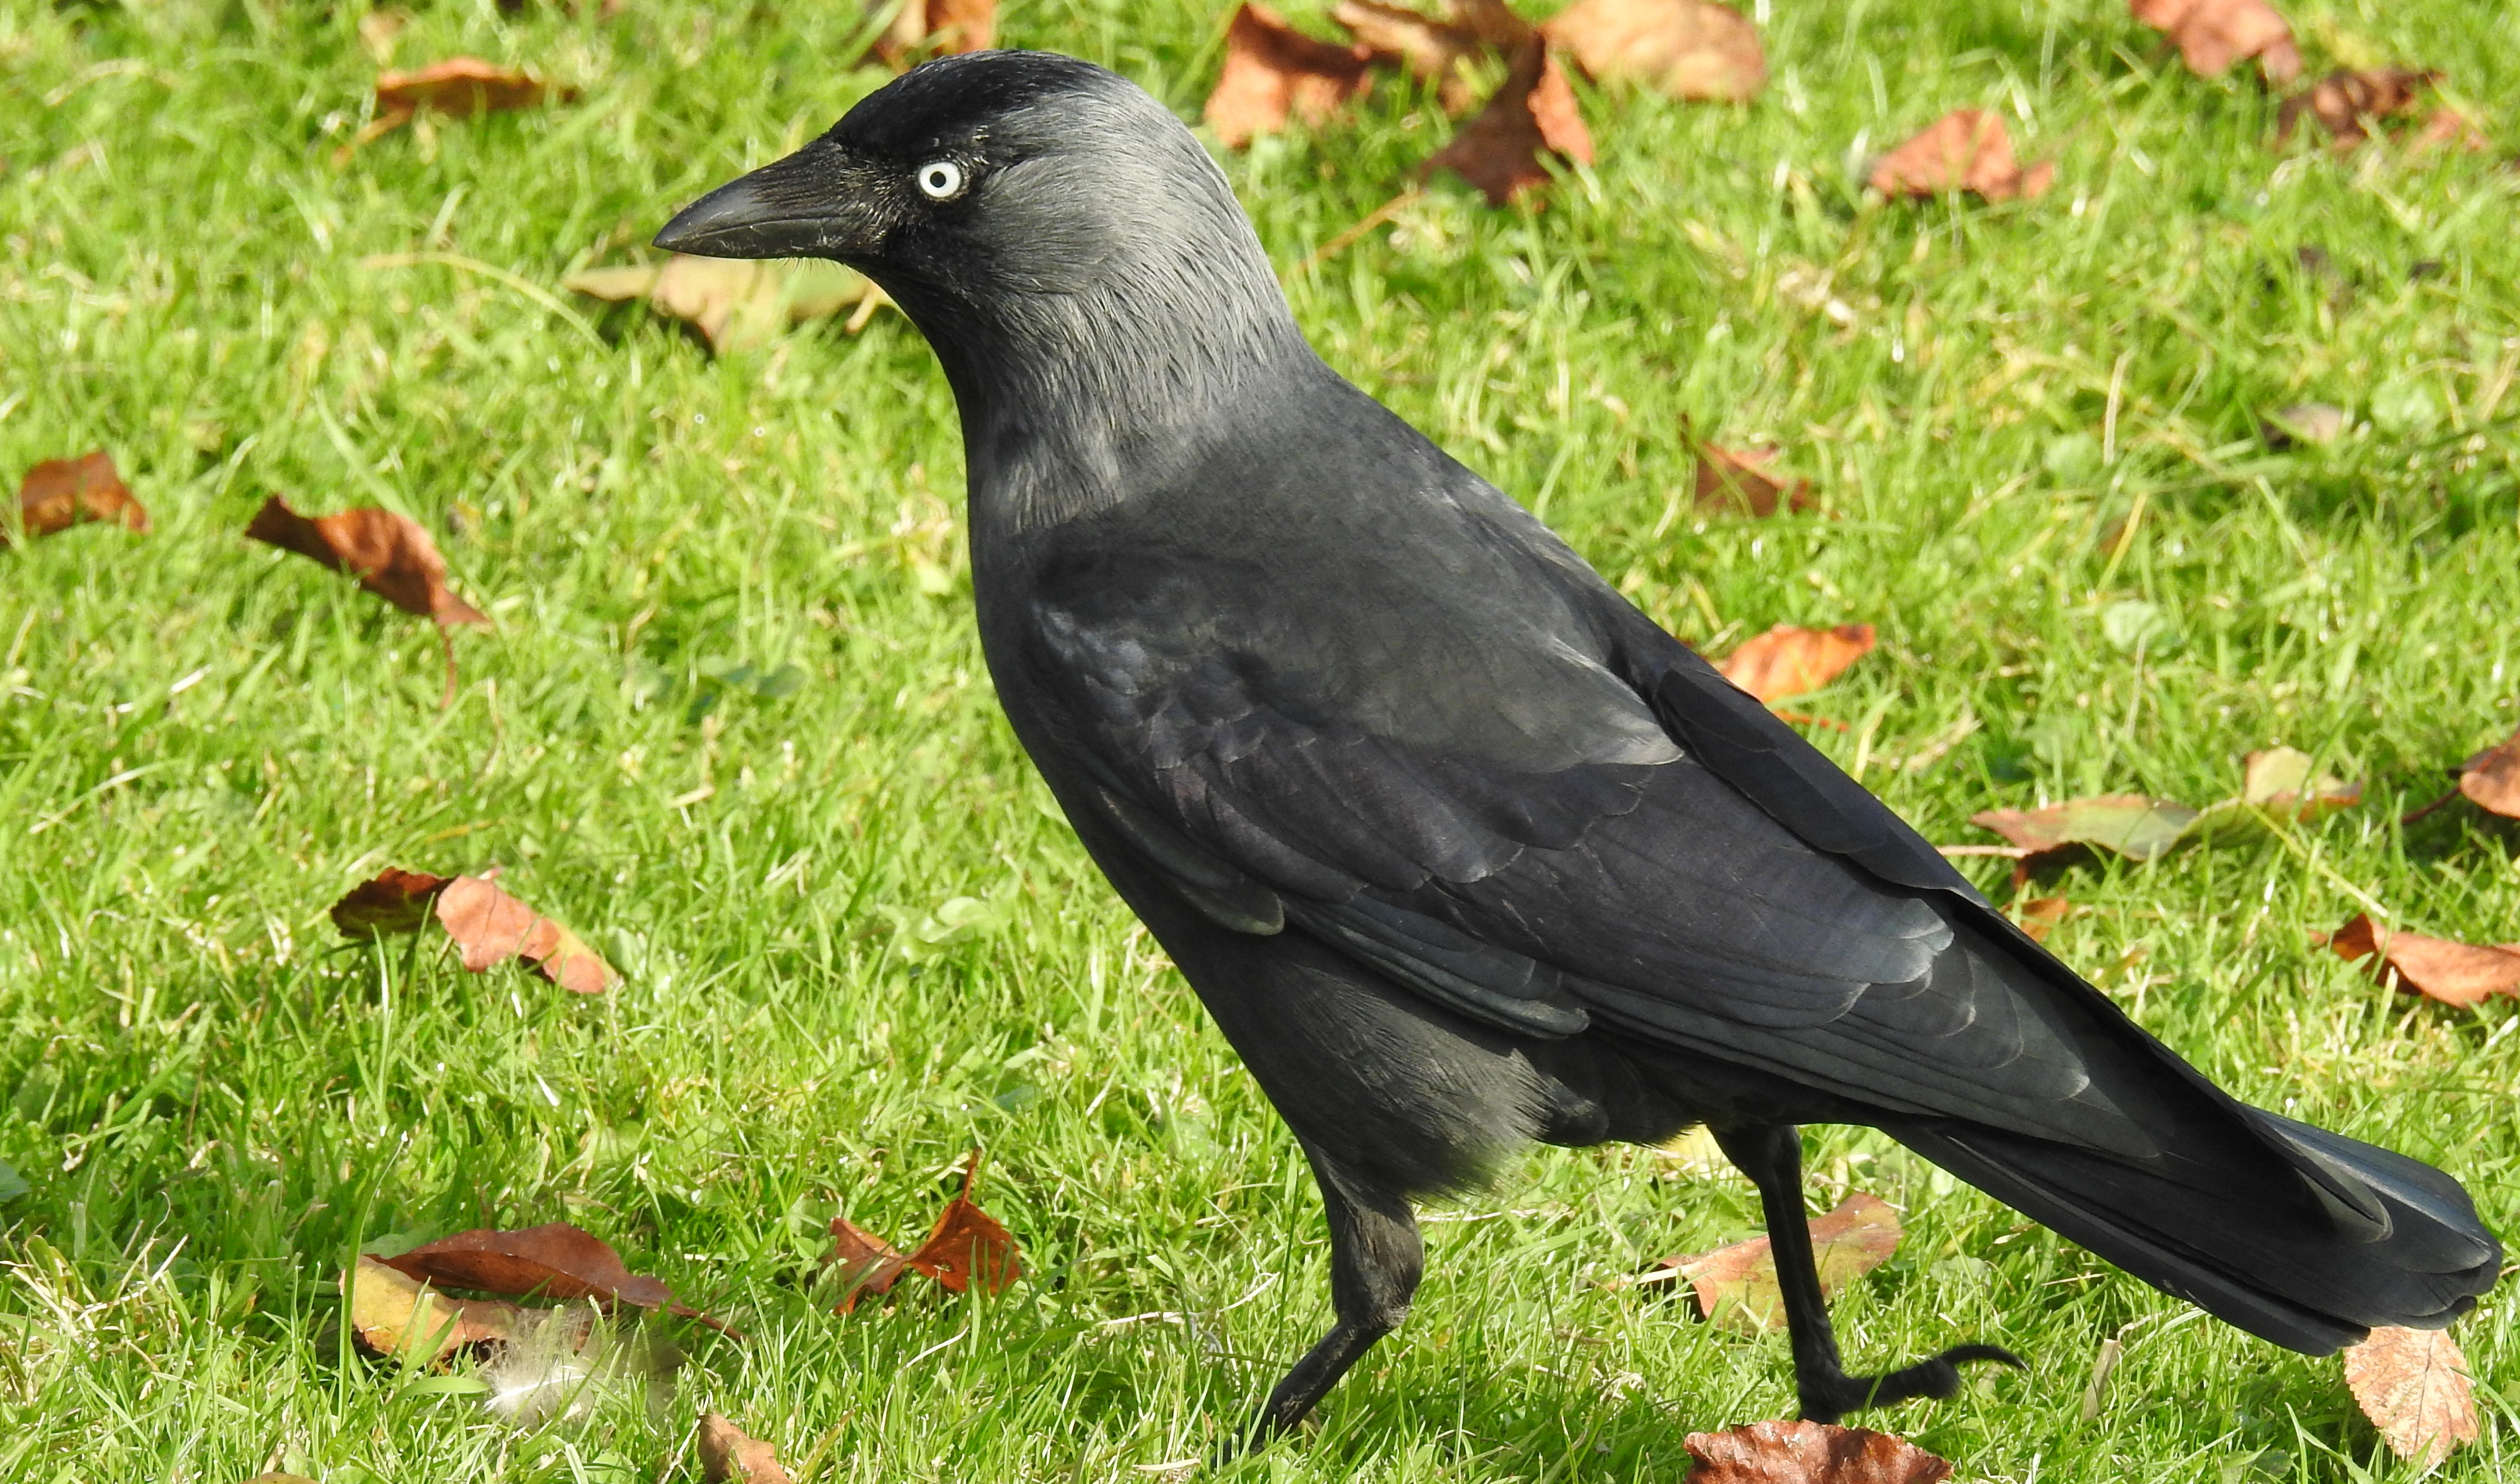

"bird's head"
[655, 51, 1295, 376]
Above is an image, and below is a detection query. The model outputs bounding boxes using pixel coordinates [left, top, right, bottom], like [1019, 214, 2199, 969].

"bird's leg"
[1713, 1123, 2022, 1425]
[1236, 1146, 1422, 1452]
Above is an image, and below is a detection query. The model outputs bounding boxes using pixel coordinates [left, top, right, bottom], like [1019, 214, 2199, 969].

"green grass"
[2, 0, 2517, 1478]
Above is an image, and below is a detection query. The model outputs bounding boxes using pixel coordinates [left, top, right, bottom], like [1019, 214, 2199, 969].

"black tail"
[1886, 1104, 2499, 1354]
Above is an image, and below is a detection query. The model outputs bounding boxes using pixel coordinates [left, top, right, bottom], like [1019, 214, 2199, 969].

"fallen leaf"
[329, 866, 453, 937]
[7, 450, 149, 545]
[2129, 0, 2300, 84]
[328, 869, 616, 994]
[1715, 623, 1875, 703]
[347, 1255, 523, 1362]
[2342, 1325, 2478, 1467]
[1693, 442, 1814, 518]
[383, 1221, 733, 1335]
[246, 496, 489, 627]
[1542, 0, 1765, 103]
[1970, 794, 2201, 866]
[1685, 1419, 1953, 1483]
[1425, 37, 1594, 207]
[564, 255, 886, 354]
[2455, 729, 2520, 819]
[344, 57, 574, 158]
[866, 0, 995, 67]
[700, 1413, 799, 1484]
[1657, 1193, 1901, 1334]
[1869, 110, 2055, 201]
[2238, 746, 2360, 818]
[2014, 896, 2072, 943]
[2408, 106, 2489, 156]
[2326, 913, 2520, 1010]
[1205, 4, 1375, 149]
[2277, 67, 2439, 149]
[434, 875, 617, 994]
[826, 1152, 1022, 1313]
[1334, 1, 1488, 112]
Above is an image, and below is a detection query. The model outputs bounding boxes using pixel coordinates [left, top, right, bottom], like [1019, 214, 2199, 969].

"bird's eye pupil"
[917, 161, 964, 200]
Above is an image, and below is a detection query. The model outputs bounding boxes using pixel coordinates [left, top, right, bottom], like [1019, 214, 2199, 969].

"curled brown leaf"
[700, 1414, 799, 1484]
[866, 0, 994, 68]
[1693, 442, 1814, 518]
[2277, 67, 2440, 149]
[1653, 1194, 1901, 1334]
[1205, 4, 1375, 149]
[2326, 913, 2520, 1010]
[1683, 1418, 1953, 1483]
[1714, 622, 1875, 703]
[245, 496, 489, 627]
[2129, 0, 2300, 84]
[1425, 37, 1593, 207]
[347, 1255, 525, 1363]
[8, 450, 149, 546]
[1542, 0, 1765, 103]
[1870, 110, 2054, 201]
[825, 1151, 1022, 1314]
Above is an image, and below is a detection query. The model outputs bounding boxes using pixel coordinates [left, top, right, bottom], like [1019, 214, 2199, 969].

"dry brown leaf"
[7, 450, 149, 545]
[380, 1222, 728, 1333]
[1206, 4, 1375, 149]
[2409, 106, 2489, 156]
[1870, 110, 2055, 201]
[1693, 443, 1814, 518]
[327, 869, 616, 994]
[1715, 622, 1875, 703]
[1685, 1419, 1953, 1483]
[825, 1152, 1022, 1313]
[867, 0, 994, 67]
[2342, 1325, 2478, 1467]
[343, 57, 574, 159]
[1970, 794, 2201, 866]
[347, 1255, 524, 1362]
[2129, 0, 2300, 84]
[1542, 0, 1765, 102]
[2014, 895, 2072, 943]
[330, 866, 453, 938]
[2277, 67, 2439, 149]
[565, 255, 884, 353]
[1657, 1194, 1901, 1334]
[246, 496, 489, 627]
[2326, 912, 2520, 1010]
[1334, 0, 1484, 111]
[700, 1414, 799, 1484]
[2455, 729, 2520, 818]
[1425, 37, 1592, 206]
[435, 875, 616, 994]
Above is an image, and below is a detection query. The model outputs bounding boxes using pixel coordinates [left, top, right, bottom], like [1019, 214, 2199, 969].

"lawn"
[2, 0, 2516, 1479]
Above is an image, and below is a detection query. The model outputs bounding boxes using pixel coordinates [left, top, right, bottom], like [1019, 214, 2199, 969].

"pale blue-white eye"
[916, 160, 967, 201]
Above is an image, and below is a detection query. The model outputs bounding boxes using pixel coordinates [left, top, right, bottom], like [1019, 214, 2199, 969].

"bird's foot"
[1798, 1343, 2025, 1426]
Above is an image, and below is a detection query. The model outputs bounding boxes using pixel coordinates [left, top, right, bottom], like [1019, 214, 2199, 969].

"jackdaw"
[656, 51, 2498, 1440]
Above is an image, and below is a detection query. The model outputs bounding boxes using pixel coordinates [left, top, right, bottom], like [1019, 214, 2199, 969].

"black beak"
[654, 142, 882, 261]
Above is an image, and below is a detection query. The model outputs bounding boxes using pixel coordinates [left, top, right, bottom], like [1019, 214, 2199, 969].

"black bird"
[657, 52, 2497, 1439]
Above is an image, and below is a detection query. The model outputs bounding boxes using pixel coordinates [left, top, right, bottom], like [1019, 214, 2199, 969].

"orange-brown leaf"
[2455, 729, 2520, 819]
[9, 450, 149, 545]
[1684, 1419, 1953, 1483]
[381, 1220, 733, 1332]
[2409, 106, 2489, 156]
[826, 1151, 1021, 1314]
[377, 57, 560, 119]
[1542, 0, 1765, 102]
[245, 495, 489, 627]
[330, 868, 454, 938]
[699, 1414, 799, 1484]
[2277, 67, 2439, 149]
[1693, 443, 1813, 518]
[903, 1159, 1022, 1296]
[2326, 912, 2520, 1010]
[1658, 1194, 1901, 1335]
[1715, 622, 1874, 703]
[867, 0, 995, 67]
[1205, 4, 1375, 149]
[434, 874, 616, 994]
[2129, 0, 2299, 83]
[1870, 110, 2055, 201]
[2342, 1326, 2478, 1467]
[1970, 795, 2200, 863]
[2014, 895, 2072, 943]
[347, 1255, 523, 1363]
[1334, 0, 1487, 111]
[1425, 37, 1593, 207]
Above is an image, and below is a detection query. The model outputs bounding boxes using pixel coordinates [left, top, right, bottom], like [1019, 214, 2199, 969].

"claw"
[1801, 1343, 2026, 1425]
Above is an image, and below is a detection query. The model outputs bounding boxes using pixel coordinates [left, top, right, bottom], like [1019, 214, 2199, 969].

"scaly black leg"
[1233, 1143, 1423, 1452]
[1713, 1123, 2023, 1424]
